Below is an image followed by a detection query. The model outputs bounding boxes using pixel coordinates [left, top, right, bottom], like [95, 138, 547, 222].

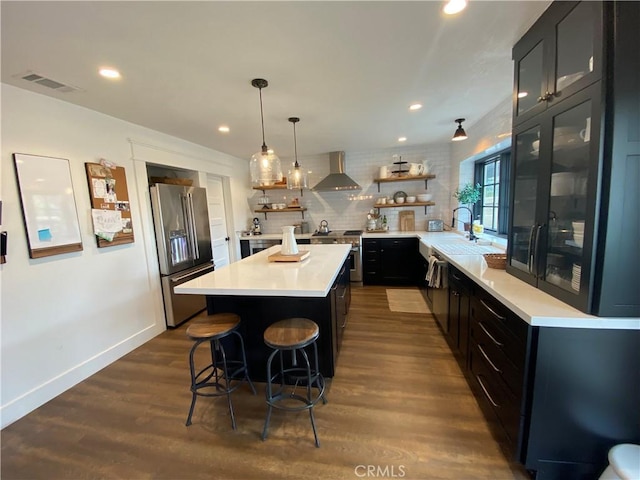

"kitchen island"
[175, 244, 351, 381]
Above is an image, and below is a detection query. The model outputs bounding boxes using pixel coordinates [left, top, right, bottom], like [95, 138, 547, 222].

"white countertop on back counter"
[175, 244, 350, 297]
[404, 231, 638, 330]
[362, 230, 638, 329]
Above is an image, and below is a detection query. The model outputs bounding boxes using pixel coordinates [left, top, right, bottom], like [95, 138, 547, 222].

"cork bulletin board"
[85, 162, 134, 247]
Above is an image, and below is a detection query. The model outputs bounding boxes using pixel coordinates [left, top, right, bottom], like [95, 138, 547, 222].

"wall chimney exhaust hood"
[312, 151, 361, 191]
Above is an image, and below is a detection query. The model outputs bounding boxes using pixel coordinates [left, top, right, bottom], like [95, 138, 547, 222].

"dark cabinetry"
[512, 1, 602, 125]
[508, 1, 639, 317]
[331, 261, 351, 364]
[469, 288, 532, 451]
[447, 265, 472, 370]
[363, 237, 417, 285]
[463, 283, 638, 479]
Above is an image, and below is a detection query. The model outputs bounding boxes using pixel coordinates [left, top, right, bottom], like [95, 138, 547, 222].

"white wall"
[0, 84, 251, 428]
[449, 96, 513, 234]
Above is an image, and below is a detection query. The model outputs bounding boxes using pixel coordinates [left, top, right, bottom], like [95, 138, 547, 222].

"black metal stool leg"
[186, 338, 206, 426]
[262, 348, 279, 440]
[233, 331, 256, 395]
[216, 340, 237, 430]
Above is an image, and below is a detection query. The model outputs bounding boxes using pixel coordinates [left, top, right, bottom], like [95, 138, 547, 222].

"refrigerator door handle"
[187, 193, 200, 260]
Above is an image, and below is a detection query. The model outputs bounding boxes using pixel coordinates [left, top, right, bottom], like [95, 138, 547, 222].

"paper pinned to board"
[91, 209, 122, 242]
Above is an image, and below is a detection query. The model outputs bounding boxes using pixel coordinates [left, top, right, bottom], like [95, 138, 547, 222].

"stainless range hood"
[312, 151, 361, 191]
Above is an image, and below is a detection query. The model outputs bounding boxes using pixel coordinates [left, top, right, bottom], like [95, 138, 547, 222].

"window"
[474, 149, 510, 235]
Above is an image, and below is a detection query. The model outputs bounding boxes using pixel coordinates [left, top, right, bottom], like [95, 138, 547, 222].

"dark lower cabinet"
[460, 283, 639, 480]
[447, 265, 472, 371]
[363, 237, 417, 285]
[468, 288, 531, 452]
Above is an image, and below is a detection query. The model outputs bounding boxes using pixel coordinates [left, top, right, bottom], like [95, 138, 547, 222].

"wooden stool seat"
[186, 313, 240, 340]
[264, 318, 319, 349]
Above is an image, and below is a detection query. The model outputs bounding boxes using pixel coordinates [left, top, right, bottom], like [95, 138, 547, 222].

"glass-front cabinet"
[509, 85, 600, 311]
[512, 1, 601, 126]
[508, 1, 639, 317]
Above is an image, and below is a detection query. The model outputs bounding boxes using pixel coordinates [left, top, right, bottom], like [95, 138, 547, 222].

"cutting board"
[399, 211, 415, 231]
[268, 250, 310, 262]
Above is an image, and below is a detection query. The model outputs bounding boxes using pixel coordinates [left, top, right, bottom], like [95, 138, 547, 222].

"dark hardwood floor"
[1, 286, 530, 479]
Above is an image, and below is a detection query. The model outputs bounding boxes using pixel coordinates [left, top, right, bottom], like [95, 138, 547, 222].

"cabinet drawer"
[471, 290, 527, 367]
[469, 340, 521, 445]
[471, 318, 523, 397]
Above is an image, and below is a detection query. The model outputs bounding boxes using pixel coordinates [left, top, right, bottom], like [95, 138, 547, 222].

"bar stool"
[262, 318, 327, 447]
[185, 312, 256, 429]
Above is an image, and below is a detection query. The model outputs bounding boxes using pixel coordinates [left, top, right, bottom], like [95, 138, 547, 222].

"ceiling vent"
[16, 71, 82, 93]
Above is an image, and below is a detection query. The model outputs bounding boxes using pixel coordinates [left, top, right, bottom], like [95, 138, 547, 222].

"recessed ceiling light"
[443, 0, 467, 15]
[517, 92, 528, 98]
[218, 126, 230, 133]
[99, 68, 121, 79]
[409, 103, 423, 111]
[398, 137, 407, 142]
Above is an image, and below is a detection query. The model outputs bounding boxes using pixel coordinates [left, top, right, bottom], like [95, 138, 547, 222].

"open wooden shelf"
[254, 207, 307, 219]
[373, 174, 436, 192]
[253, 184, 305, 196]
[374, 201, 435, 214]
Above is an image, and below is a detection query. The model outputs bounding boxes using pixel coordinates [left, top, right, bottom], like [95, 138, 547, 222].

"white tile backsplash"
[250, 143, 453, 234]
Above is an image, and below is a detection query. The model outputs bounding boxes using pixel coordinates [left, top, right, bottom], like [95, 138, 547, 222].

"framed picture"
[13, 153, 83, 258]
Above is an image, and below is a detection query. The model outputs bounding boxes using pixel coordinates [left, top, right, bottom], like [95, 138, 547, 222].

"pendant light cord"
[259, 87, 267, 152]
[293, 121, 299, 167]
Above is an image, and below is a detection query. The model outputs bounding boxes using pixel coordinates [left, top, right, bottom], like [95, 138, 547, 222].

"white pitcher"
[409, 163, 424, 176]
[280, 225, 299, 255]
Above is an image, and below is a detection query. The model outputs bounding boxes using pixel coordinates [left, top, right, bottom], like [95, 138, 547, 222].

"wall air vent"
[16, 71, 82, 93]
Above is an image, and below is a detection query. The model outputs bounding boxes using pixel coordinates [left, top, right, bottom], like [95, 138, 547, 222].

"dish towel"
[427, 255, 442, 288]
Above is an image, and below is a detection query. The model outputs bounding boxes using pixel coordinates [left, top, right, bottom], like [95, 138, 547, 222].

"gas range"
[310, 229, 363, 246]
[310, 229, 363, 283]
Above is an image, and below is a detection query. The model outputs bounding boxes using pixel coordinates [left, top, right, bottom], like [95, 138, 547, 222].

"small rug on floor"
[386, 289, 431, 314]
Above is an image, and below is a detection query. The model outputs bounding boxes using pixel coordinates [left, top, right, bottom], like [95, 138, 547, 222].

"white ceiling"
[1, 1, 550, 160]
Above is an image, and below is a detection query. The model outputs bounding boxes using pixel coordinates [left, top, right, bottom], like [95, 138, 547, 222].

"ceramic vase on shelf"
[281, 226, 299, 255]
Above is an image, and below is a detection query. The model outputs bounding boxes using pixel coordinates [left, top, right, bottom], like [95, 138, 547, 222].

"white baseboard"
[0, 323, 162, 429]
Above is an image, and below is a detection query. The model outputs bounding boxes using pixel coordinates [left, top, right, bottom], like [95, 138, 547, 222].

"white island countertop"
[175, 244, 351, 297]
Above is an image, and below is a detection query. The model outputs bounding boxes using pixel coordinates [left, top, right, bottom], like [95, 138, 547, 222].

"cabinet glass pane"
[517, 43, 544, 116]
[509, 126, 541, 273]
[545, 100, 592, 293]
[555, 2, 595, 93]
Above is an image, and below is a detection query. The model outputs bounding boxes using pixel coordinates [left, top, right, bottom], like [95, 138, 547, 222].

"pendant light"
[452, 118, 468, 141]
[249, 78, 282, 187]
[286, 117, 308, 191]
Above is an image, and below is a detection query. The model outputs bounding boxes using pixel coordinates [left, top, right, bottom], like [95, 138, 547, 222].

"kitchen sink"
[431, 240, 501, 256]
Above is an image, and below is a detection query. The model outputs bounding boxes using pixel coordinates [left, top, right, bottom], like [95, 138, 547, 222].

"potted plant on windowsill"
[453, 182, 481, 231]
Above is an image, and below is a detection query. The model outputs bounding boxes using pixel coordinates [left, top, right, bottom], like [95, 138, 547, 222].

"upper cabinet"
[507, 1, 640, 317]
[512, 1, 602, 126]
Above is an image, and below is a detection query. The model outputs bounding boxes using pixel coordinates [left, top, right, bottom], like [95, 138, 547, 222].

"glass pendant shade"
[287, 162, 308, 190]
[250, 147, 283, 187]
[249, 78, 283, 187]
[286, 116, 307, 190]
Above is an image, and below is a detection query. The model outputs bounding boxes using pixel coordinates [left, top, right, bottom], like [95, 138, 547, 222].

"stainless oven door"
[348, 246, 363, 283]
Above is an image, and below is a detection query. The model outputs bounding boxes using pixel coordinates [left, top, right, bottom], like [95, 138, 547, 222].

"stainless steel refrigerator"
[150, 183, 214, 327]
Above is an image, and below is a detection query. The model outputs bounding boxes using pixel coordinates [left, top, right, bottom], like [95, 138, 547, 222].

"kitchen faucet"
[452, 206, 478, 241]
